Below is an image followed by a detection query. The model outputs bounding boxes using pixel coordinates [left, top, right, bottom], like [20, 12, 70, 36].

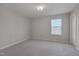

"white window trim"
[51, 19, 62, 35]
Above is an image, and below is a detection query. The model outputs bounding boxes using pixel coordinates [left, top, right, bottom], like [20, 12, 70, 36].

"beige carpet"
[0, 40, 79, 56]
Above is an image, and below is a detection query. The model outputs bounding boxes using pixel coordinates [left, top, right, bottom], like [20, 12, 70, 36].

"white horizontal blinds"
[51, 19, 62, 35]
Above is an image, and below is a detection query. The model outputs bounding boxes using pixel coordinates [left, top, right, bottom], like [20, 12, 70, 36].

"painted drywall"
[0, 6, 31, 48]
[32, 13, 70, 43]
[75, 6, 79, 50]
[76, 10, 79, 50]
[70, 11, 77, 44]
[70, 5, 79, 51]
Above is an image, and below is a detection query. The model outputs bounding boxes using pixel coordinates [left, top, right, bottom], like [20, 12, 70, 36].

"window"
[51, 19, 62, 35]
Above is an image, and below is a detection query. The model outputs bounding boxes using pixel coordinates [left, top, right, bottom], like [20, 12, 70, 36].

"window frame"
[51, 18, 62, 35]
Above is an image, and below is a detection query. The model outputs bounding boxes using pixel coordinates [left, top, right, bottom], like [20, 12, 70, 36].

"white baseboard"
[0, 39, 28, 50]
[32, 37, 69, 44]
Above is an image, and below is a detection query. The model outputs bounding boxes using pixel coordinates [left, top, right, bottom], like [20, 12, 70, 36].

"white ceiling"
[0, 3, 78, 18]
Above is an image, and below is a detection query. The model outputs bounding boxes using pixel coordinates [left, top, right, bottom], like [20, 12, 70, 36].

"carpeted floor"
[0, 40, 79, 56]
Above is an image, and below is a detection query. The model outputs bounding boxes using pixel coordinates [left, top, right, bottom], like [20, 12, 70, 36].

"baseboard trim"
[32, 39, 70, 44]
[0, 39, 28, 50]
[32, 38, 69, 44]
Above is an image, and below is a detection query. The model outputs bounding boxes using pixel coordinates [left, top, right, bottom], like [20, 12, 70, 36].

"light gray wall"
[76, 9, 79, 48]
[32, 13, 70, 43]
[0, 7, 31, 48]
[74, 5, 79, 49]
[70, 11, 77, 44]
[70, 5, 79, 51]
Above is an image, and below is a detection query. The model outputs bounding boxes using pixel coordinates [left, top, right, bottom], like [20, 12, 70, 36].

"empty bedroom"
[0, 3, 79, 56]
